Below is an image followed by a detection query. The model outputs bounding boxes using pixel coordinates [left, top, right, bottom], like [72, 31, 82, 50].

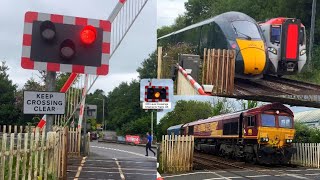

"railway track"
[193, 152, 247, 170]
[193, 151, 302, 179]
[234, 75, 320, 96]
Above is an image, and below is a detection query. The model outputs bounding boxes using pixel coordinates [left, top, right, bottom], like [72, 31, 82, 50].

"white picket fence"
[291, 143, 320, 168]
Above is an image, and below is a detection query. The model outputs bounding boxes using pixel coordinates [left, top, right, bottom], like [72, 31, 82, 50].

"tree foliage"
[106, 80, 146, 131]
[120, 114, 155, 136]
[0, 62, 20, 125]
[136, 51, 157, 79]
[85, 89, 107, 124]
[294, 122, 320, 143]
[55, 73, 71, 91]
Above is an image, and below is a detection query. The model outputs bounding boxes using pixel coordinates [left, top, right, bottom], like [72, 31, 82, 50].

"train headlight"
[260, 137, 269, 142]
[286, 139, 293, 143]
[268, 47, 277, 55]
[300, 49, 306, 56]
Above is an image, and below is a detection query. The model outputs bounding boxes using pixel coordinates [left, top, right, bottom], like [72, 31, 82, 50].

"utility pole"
[45, 71, 56, 133]
[95, 97, 105, 130]
[309, 0, 317, 69]
[151, 111, 153, 137]
[83, 105, 88, 155]
[102, 98, 105, 130]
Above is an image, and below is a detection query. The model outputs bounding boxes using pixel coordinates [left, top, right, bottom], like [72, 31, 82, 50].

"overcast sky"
[0, 0, 156, 93]
[157, 0, 188, 28]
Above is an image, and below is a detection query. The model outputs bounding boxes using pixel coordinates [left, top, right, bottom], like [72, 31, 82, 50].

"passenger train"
[167, 103, 296, 164]
[158, 12, 307, 79]
[158, 11, 268, 79]
[259, 18, 307, 76]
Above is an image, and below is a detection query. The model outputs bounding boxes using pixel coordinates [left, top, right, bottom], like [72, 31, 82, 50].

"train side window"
[200, 25, 210, 50]
[247, 116, 256, 127]
[271, 26, 281, 44]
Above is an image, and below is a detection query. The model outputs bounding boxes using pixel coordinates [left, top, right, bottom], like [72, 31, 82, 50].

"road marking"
[163, 171, 226, 178]
[115, 158, 126, 180]
[305, 173, 320, 176]
[203, 178, 242, 180]
[246, 175, 271, 178]
[81, 159, 147, 163]
[74, 156, 87, 180]
[69, 178, 116, 180]
[91, 145, 156, 159]
[285, 174, 310, 179]
[70, 169, 156, 176]
[206, 169, 232, 180]
[67, 166, 157, 172]
[286, 169, 303, 172]
[306, 169, 320, 171]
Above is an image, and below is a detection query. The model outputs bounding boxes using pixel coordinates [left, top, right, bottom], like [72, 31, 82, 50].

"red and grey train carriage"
[167, 103, 296, 164]
[259, 17, 307, 76]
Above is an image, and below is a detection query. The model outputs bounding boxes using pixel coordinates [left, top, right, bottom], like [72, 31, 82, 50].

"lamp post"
[95, 97, 105, 130]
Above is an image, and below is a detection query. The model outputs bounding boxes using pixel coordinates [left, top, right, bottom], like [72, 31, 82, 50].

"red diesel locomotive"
[168, 103, 296, 164]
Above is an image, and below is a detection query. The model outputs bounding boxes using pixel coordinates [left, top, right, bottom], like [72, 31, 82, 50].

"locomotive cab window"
[188, 126, 194, 135]
[279, 116, 293, 128]
[247, 116, 256, 127]
[299, 27, 305, 45]
[231, 21, 261, 40]
[261, 114, 276, 127]
[210, 22, 228, 49]
[271, 26, 281, 43]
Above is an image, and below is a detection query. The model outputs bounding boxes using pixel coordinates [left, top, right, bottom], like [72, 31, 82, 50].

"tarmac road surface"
[67, 141, 157, 180]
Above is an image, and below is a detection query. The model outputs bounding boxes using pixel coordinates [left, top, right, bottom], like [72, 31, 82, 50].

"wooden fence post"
[1, 133, 7, 180]
[15, 133, 22, 180]
[202, 48, 207, 84]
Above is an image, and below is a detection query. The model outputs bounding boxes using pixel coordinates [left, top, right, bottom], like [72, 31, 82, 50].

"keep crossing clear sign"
[23, 91, 66, 114]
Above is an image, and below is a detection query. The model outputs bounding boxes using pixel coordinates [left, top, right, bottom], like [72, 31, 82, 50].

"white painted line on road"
[115, 158, 126, 180]
[246, 175, 271, 178]
[163, 171, 226, 178]
[227, 170, 253, 173]
[91, 145, 156, 159]
[68, 165, 157, 172]
[82, 159, 146, 163]
[203, 177, 243, 180]
[74, 156, 87, 180]
[206, 170, 232, 180]
[305, 173, 320, 176]
[69, 178, 116, 180]
[285, 174, 310, 179]
[69, 170, 156, 176]
[306, 169, 320, 171]
[286, 169, 303, 172]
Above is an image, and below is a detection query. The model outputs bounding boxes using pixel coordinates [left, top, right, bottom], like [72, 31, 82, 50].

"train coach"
[158, 11, 268, 79]
[167, 103, 296, 164]
[259, 18, 307, 76]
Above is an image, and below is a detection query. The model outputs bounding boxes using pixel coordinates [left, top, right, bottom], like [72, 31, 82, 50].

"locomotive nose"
[236, 39, 267, 75]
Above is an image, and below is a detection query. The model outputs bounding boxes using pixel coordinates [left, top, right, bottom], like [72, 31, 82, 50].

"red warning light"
[80, 25, 96, 45]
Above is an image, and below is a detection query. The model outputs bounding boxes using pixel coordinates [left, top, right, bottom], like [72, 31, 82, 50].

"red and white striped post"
[178, 65, 207, 95]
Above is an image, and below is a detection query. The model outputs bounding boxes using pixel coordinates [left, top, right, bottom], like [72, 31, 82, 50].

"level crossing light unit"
[21, 11, 111, 75]
[146, 87, 168, 101]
